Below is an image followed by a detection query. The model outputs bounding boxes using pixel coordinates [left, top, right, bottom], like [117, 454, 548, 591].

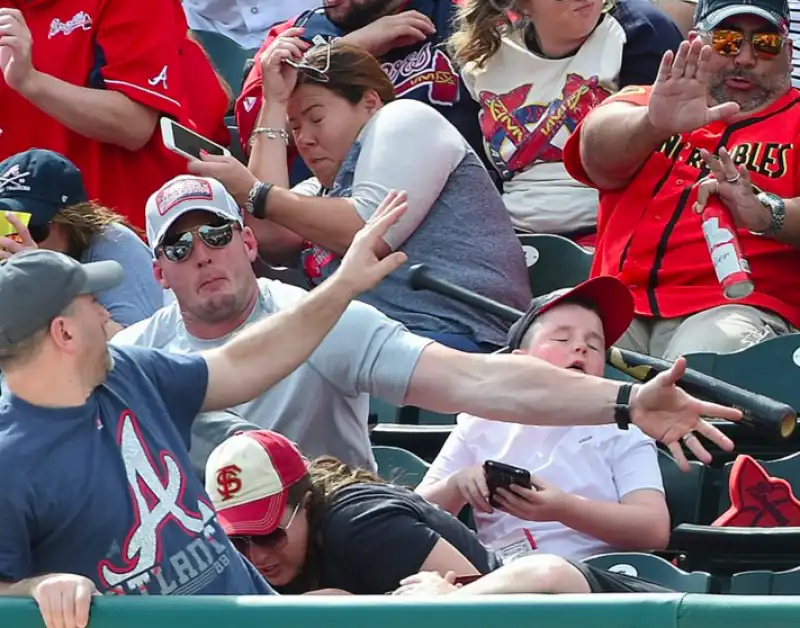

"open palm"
[648, 39, 739, 135]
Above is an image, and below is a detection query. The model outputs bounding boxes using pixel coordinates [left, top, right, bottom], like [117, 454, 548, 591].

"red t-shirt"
[563, 86, 800, 327]
[181, 37, 231, 147]
[0, 0, 196, 230]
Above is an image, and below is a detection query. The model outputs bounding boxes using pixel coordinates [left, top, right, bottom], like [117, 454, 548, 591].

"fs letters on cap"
[155, 178, 214, 216]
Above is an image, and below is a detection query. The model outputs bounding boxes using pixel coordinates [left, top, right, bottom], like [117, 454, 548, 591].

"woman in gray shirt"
[191, 36, 531, 351]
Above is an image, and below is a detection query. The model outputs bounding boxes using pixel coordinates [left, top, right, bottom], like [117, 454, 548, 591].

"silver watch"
[751, 192, 786, 236]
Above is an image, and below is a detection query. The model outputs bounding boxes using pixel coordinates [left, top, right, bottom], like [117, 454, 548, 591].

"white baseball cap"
[205, 431, 309, 537]
[145, 175, 244, 252]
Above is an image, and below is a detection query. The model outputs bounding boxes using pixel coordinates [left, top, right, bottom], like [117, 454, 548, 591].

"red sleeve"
[562, 85, 653, 185]
[234, 18, 303, 154]
[95, 0, 185, 117]
[181, 38, 231, 146]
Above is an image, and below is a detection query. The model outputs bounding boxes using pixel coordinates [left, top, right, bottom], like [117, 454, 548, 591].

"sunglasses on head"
[229, 503, 300, 555]
[157, 220, 238, 263]
[284, 42, 332, 83]
[707, 28, 785, 59]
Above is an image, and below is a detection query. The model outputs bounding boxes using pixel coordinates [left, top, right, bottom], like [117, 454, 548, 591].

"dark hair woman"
[189, 35, 531, 353]
[206, 430, 501, 594]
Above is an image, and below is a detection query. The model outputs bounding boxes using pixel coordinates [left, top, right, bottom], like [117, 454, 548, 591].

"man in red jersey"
[0, 0, 203, 230]
[562, 0, 800, 360]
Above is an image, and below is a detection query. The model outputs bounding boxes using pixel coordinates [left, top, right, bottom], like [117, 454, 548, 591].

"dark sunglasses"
[157, 221, 238, 263]
[708, 28, 785, 59]
[229, 503, 300, 555]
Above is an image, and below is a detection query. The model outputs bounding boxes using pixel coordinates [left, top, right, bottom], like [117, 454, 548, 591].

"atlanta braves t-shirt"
[0, 345, 273, 596]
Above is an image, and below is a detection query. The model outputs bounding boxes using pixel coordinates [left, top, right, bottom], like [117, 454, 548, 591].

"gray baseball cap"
[0, 249, 124, 349]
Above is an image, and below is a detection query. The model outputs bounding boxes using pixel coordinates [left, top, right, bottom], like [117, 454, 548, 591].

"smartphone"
[0, 210, 32, 242]
[483, 460, 532, 506]
[159, 117, 231, 161]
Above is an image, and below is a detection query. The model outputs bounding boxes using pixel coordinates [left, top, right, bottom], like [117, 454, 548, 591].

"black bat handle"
[408, 264, 523, 323]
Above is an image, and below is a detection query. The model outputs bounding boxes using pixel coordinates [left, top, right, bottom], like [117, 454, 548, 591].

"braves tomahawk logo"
[97, 412, 231, 595]
[381, 43, 459, 106]
[478, 74, 611, 180]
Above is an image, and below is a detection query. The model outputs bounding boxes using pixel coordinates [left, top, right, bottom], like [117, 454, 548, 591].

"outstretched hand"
[630, 357, 742, 470]
[648, 38, 740, 135]
[331, 190, 409, 298]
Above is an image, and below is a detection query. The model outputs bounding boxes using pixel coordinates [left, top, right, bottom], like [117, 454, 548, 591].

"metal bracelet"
[249, 127, 290, 148]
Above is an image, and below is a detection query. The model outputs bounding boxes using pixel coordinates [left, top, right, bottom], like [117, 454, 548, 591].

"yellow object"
[0, 211, 32, 237]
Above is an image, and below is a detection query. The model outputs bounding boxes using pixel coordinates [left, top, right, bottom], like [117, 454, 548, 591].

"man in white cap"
[114, 174, 740, 480]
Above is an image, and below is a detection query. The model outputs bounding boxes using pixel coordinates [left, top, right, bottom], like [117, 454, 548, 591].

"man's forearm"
[0, 576, 44, 596]
[406, 346, 622, 427]
[200, 276, 356, 412]
[18, 71, 158, 151]
[580, 103, 671, 190]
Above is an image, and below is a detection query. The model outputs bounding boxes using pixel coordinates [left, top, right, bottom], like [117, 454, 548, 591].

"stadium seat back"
[192, 30, 253, 96]
[658, 449, 706, 527]
[518, 234, 592, 298]
[372, 446, 430, 489]
[583, 552, 712, 593]
[730, 566, 800, 595]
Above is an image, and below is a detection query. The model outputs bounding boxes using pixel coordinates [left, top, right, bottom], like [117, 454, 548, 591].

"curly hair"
[449, 0, 617, 68]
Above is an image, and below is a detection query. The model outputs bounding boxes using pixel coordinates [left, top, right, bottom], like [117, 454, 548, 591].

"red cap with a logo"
[205, 431, 308, 536]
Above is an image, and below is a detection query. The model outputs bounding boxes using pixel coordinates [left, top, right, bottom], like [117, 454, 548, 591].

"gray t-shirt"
[81, 223, 164, 326]
[299, 99, 532, 347]
[111, 278, 432, 473]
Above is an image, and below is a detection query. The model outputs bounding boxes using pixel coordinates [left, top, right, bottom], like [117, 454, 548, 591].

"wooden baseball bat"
[408, 264, 797, 438]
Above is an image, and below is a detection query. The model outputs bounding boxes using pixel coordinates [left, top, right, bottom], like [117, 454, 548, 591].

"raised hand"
[0, 8, 35, 93]
[648, 39, 740, 135]
[630, 357, 742, 470]
[259, 27, 308, 104]
[331, 190, 409, 298]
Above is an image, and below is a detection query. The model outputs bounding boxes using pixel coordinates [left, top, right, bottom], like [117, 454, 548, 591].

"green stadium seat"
[729, 565, 800, 595]
[658, 450, 706, 528]
[372, 445, 430, 489]
[192, 30, 254, 96]
[583, 552, 712, 593]
[227, 126, 247, 164]
[369, 398, 400, 424]
[518, 234, 592, 298]
[671, 451, 800, 574]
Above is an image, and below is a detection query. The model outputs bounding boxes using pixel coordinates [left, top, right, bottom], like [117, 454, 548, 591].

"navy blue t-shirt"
[0, 346, 273, 596]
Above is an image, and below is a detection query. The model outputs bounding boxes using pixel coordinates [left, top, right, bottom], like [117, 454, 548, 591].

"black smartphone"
[483, 460, 532, 507]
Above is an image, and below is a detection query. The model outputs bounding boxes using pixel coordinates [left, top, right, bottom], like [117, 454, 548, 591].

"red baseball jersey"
[0, 0, 194, 230]
[563, 85, 800, 327]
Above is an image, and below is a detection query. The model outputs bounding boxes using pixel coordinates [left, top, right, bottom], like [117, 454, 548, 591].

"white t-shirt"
[182, 0, 317, 49]
[112, 278, 433, 471]
[418, 413, 664, 561]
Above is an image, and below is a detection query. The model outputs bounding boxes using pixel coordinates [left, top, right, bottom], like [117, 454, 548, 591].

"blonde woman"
[0, 150, 163, 330]
[450, 0, 682, 246]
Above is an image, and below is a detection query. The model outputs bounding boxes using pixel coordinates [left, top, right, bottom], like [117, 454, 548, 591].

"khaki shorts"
[617, 304, 797, 360]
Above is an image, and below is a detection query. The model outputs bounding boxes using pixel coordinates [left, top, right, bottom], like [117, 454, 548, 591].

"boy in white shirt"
[417, 276, 670, 562]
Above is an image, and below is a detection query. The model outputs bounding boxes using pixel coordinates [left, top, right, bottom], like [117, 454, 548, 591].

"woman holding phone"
[188, 36, 531, 353]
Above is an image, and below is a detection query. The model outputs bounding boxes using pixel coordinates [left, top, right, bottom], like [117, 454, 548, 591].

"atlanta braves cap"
[507, 276, 634, 351]
[145, 175, 244, 252]
[0, 249, 123, 349]
[0, 149, 88, 227]
[206, 431, 309, 537]
[695, 0, 790, 31]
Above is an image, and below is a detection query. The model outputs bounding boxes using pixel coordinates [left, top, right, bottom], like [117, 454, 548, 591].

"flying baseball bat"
[408, 264, 797, 439]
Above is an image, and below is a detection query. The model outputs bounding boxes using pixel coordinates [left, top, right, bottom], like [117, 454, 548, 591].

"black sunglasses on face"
[158, 221, 238, 263]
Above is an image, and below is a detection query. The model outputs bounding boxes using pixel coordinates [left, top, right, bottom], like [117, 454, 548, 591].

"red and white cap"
[205, 430, 308, 537]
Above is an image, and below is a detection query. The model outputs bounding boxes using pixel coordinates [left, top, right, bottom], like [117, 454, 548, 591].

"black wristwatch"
[245, 182, 272, 220]
[614, 384, 633, 430]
